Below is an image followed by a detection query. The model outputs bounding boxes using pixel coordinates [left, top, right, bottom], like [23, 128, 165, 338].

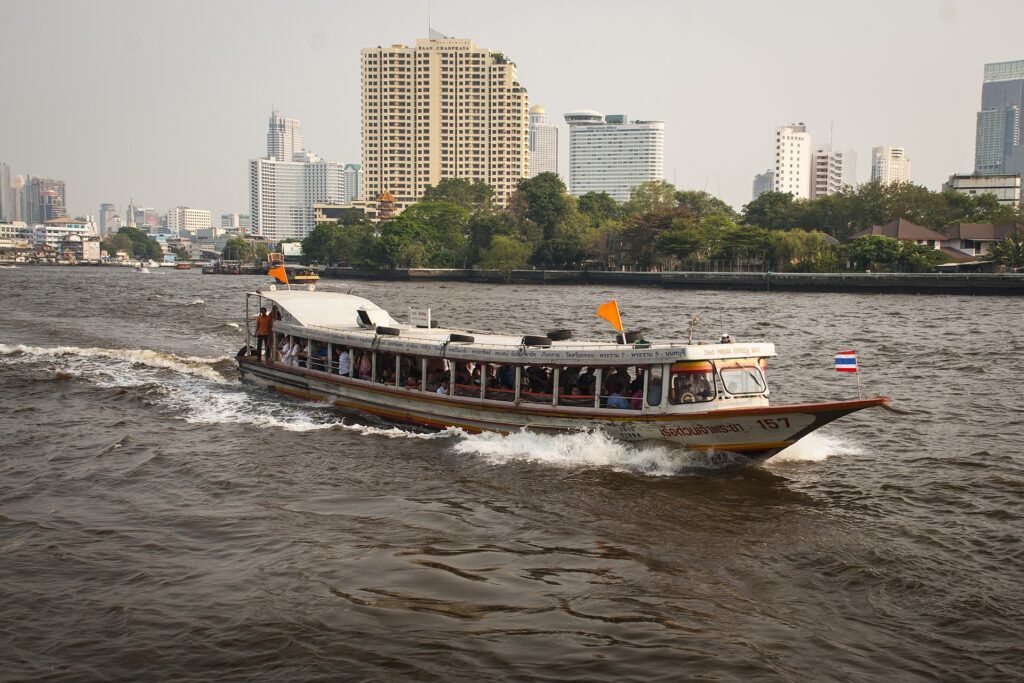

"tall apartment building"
[943, 173, 1021, 207]
[221, 213, 252, 231]
[267, 110, 303, 161]
[98, 203, 118, 235]
[528, 105, 558, 177]
[361, 37, 529, 208]
[564, 111, 664, 201]
[752, 169, 774, 200]
[166, 206, 213, 235]
[250, 152, 345, 241]
[24, 177, 68, 223]
[871, 146, 910, 185]
[841, 149, 858, 187]
[772, 124, 811, 199]
[810, 145, 845, 199]
[0, 163, 10, 221]
[975, 59, 1024, 176]
[343, 163, 362, 203]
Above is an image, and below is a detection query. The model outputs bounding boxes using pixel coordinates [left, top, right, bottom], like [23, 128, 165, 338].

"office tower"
[752, 170, 774, 200]
[343, 163, 362, 203]
[841, 149, 858, 187]
[250, 151, 345, 241]
[166, 207, 213, 235]
[134, 207, 161, 231]
[0, 163, 10, 221]
[98, 203, 118, 235]
[772, 124, 811, 199]
[361, 36, 529, 208]
[810, 144, 845, 199]
[221, 213, 252, 230]
[268, 110, 303, 161]
[24, 177, 67, 223]
[871, 146, 910, 185]
[564, 111, 664, 201]
[943, 173, 1021, 207]
[528, 105, 558, 177]
[975, 59, 1024, 175]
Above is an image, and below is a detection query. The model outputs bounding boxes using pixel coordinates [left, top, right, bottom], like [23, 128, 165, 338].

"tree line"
[301, 176, 1024, 273]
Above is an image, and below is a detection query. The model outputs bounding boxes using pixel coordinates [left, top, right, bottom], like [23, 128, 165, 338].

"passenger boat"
[236, 289, 889, 460]
[173, 262, 193, 270]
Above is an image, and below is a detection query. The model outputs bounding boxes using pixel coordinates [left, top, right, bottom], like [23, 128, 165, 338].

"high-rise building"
[975, 59, 1024, 176]
[841, 149, 858, 188]
[752, 169, 774, 200]
[166, 207, 213, 235]
[0, 163, 10, 221]
[564, 111, 664, 201]
[810, 144, 845, 199]
[267, 110, 303, 162]
[221, 213, 252, 231]
[98, 203, 118, 235]
[343, 163, 362, 203]
[528, 105, 558, 177]
[361, 36, 529, 208]
[871, 146, 910, 185]
[24, 177, 67, 223]
[772, 124, 811, 199]
[942, 173, 1021, 207]
[250, 152, 345, 241]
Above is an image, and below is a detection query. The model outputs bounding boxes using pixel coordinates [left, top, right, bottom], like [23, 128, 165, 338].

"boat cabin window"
[424, 358, 449, 394]
[352, 349, 372, 380]
[717, 361, 766, 395]
[519, 365, 554, 403]
[669, 362, 716, 404]
[453, 361, 480, 397]
[377, 352, 397, 386]
[485, 364, 515, 401]
[601, 365, 641, 410]
[646, 366, 663, 407]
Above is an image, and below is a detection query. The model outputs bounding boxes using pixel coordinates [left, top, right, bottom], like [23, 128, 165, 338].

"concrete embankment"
[322, 268, 1024, 295]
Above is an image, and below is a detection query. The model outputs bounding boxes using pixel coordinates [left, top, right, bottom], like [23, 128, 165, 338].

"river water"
[1, 265, 1021, 681]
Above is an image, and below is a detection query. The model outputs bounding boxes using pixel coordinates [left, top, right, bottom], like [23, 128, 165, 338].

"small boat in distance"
[174, 262, 193, 270]
[236, 290, 889, 460]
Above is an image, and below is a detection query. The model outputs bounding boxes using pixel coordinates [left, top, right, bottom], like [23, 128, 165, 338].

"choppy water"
[1, 266, 1022, 681]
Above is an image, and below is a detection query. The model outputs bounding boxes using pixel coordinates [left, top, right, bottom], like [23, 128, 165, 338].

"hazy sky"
[3, 0, 1023, 220]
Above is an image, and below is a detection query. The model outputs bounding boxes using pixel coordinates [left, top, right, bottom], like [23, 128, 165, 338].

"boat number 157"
[757, 418, 790, 430]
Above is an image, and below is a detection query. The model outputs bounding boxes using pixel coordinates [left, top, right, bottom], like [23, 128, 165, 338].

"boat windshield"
[718, 360, 767, 395]
[669, 361, 716, 404]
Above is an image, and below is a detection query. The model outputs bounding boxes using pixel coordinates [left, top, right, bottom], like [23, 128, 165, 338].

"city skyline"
[2, 0, 1023, 220]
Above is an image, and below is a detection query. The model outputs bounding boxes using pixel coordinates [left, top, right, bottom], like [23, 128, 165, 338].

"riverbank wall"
[321, 268, 1024, 295]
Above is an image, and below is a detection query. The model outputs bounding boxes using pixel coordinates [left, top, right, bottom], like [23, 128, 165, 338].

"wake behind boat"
[236, 289, 888, 460]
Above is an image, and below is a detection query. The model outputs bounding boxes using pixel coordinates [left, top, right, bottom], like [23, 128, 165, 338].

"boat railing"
[280, 321, 661, 352]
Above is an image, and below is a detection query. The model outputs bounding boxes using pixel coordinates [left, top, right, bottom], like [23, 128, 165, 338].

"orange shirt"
[256, 314, 273, 336]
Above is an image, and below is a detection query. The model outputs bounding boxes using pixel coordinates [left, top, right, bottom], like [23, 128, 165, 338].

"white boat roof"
[250, 289, 776, 365]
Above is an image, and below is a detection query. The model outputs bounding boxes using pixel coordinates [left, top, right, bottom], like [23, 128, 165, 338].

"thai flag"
[834, 350, 858, 373]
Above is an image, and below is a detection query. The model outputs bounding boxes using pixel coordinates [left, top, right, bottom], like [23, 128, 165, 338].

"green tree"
[221, 236, 267, 261]
[170, 245, 191, 261]
[988, 228, 1024, 269]
[623, 180, 678, 216]
[301, 223, 343, 264]
[675, 190, 739, 221]
[577, 192, 621, 226]
[422, 178, 495, 213]
[101, 226, 163, 260]
[377, 200, 470, 268]
[511, 172, 575, 241]
[530, 234, 587, 269]
[740, 191, 801, 230]
[655, 226, 705, 263]
[477, 235, 531, 270]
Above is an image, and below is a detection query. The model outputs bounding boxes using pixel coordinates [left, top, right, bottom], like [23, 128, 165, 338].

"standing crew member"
[255, 307, 273, 361]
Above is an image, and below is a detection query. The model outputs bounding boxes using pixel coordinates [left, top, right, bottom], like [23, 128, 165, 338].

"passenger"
[720, 333, 732, 344]
[577, 367, 597, 395]
[337, 347, 350, 376]
[606, 389, 631, 410]
[357, 351, 371, 380]
[426, 368, 446, 392]
[471, 365, 482, 385]
[436, 382, 449, 395]
[607, 366, 631, 395]
[279, 336, 294, 365]
[405, 375, 419, 390]
[696, 375, 714, 400]
[255, 307, 273, 361]
[496, 365, 515, 389]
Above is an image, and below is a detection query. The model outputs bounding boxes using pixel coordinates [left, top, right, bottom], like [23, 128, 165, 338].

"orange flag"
[596, 300, 623, 333]
[268, 265, 289, 285]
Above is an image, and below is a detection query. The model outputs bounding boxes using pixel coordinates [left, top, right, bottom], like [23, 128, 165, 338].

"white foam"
[766, 429, 863, 464]
[0, 343, 230, 383]
[189, 298, 205, 306]
[451, 428, 743, 477]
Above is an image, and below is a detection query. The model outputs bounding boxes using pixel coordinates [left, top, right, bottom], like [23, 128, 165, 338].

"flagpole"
[856, 365, 862, 399]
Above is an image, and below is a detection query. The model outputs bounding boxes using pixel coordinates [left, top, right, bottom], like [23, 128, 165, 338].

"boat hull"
[238, 358, 887, 460]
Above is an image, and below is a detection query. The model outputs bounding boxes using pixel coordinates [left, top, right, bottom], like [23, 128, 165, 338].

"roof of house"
[943, 222, 1022, 240]
[851, 218, 949, 242]
[939, 246, 977, 263]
